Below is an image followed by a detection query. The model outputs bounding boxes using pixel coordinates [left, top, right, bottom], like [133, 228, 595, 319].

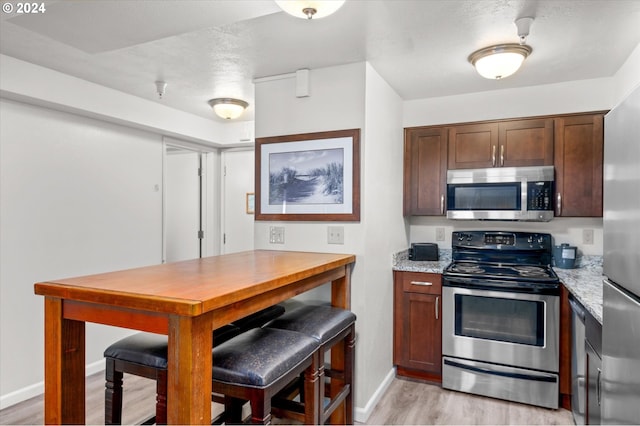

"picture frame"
[246, 192, 255, 214]
[255, 128, 360, 221]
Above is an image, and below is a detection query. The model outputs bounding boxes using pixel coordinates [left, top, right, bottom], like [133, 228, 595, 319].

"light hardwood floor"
[0, 373, 574, 425]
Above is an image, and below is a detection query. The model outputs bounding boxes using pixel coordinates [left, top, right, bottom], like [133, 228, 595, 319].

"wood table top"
[34, 250, 355, 317]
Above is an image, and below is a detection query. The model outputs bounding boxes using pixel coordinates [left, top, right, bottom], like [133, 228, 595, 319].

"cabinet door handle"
[557, 193, 562, 215]
[440, 194, 444, 215]
[435, 296, 439, 320]
[492, 145, 497, 167]
[500, 145, 504, 166]
[410, 281, 433, 286]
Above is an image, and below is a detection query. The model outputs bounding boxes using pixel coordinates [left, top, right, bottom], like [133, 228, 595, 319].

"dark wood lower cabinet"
[393, 271, 442, 382]
[559, 284, 572, 410]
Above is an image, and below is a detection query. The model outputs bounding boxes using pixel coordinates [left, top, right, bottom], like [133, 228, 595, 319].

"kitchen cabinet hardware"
[411, 281, 433, 286]
[435, 296, 439, 320]
[492, 145, 497, 167]
[557, 193, 562, 216]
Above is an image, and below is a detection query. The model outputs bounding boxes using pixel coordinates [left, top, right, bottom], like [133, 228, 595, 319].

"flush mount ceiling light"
[468, 44, 532, 80]
[275, 0, 345, 19]
[207, 98, 249, 120]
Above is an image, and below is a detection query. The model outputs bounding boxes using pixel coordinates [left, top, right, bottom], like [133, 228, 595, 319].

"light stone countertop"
[553, 256, 604, 324]
[392, 250, 604, 324]
[392, 249, 451, 274]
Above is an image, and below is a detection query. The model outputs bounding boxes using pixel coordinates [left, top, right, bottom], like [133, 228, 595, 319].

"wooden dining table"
[34, 250, 355, 425]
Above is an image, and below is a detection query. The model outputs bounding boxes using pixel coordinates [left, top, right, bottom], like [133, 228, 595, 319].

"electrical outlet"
[583, 228, 594, 245]
[269, 226, 285, 244]
[327, 226, 344, 244]
[436, 227, 445, 241]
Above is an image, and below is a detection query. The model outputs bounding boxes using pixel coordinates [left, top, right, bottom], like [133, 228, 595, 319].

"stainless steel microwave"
[446, 166, 554, 221]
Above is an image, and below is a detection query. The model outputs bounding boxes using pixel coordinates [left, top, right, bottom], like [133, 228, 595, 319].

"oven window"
[448, 183, 520, 210]
[454, 294, 544, 346]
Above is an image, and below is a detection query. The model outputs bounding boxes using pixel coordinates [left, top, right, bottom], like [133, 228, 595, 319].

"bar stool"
[266, 303, 356, 424]
[104, 305, 285, 425]
[212, 327, 320, 424]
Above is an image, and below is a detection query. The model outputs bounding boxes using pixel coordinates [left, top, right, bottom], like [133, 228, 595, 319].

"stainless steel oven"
[442, 231, 560, 409]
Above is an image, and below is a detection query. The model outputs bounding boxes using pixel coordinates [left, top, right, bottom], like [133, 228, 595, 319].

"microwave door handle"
[557, 193, 562, 215]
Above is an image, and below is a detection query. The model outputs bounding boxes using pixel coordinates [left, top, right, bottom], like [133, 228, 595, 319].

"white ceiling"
[2, 0, 640, 123]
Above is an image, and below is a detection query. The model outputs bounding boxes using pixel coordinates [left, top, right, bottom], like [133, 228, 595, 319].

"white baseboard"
[354, 367, 396, 423]
[0, 359, 105, 410]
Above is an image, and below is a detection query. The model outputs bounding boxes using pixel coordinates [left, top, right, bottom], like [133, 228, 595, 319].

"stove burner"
[449, 263, 486, 274]
[510, 265, 551, 278]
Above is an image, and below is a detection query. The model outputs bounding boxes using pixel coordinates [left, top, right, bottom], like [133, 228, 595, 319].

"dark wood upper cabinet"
[448, 119, 553, 169]
[500, 119, 554, 167]
[554, 114, 604, 217]
[403, 127, 448, 216]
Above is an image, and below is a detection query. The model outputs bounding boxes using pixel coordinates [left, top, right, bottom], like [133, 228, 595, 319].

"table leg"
[167, 313, 213, 424]
[329, 265, 352, 424]
[43, 297, 85, 425]
[331, 265, 351, 309]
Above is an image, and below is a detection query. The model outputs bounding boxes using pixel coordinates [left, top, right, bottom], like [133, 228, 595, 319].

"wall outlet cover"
[328, 226, 344, 244]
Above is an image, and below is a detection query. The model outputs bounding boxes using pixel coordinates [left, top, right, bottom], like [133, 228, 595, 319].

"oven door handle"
[443, 359, 558, 383]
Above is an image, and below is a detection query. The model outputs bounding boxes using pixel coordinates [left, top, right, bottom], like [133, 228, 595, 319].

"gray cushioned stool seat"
[232, 304, 285, 331]
[104, 324, 240, 369]
[104, 305, 286, 425]
[267, 304, 356, 425]
[212, 328, 319, 388]
[267, 304, 356, 344]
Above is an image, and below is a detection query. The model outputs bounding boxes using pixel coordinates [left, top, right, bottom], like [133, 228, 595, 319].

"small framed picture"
[246, 192, 255, 214]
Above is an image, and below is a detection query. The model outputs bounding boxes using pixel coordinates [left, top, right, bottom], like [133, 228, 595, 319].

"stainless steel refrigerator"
[602, 83, 640, 425]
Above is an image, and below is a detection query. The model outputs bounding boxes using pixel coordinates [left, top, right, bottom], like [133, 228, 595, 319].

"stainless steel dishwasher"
[570, 296, 586, 425]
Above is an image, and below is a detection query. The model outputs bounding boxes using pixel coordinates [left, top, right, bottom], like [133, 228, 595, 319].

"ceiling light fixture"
[468, 44, 532, 80]
[208, 98, 249, 120]
[275, 0, 345, 20]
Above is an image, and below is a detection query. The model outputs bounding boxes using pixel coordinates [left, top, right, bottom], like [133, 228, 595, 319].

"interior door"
[222, 149, 254, 254]
[165, 147, 201, 262]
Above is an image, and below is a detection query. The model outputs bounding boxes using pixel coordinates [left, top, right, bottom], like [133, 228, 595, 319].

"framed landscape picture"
[255, 129, 360, 221]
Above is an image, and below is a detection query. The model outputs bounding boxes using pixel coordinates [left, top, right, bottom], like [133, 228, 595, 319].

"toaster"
[408, 243, 439, 261]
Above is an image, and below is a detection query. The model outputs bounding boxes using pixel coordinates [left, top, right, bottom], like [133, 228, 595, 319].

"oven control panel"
[484, 233, 515, 245]
[453, 231, 552, 250]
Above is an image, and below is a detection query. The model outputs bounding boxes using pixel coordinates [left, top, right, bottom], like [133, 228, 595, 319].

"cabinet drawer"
[400, 272, 442, 294]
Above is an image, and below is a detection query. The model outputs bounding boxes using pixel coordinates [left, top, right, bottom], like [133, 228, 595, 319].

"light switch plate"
[583, 228, 594, 245]
[269, 226, 285, 244]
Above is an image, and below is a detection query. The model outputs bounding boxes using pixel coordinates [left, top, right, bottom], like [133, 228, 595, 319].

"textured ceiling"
[1, 0, 639, 123]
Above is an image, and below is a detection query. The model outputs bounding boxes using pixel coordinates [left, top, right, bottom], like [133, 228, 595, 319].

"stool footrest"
[321, 384, 351, 423]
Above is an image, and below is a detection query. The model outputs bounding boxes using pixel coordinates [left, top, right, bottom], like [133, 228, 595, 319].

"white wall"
[221, 149, 256, 254]
[254, 62, 408, 421]
[0, 57, 243, 409]
[0, 99, 163, 407]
